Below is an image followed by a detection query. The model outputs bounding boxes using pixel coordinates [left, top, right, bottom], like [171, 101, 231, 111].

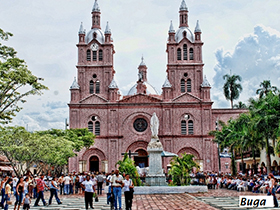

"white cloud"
[212, 25, 280, 108]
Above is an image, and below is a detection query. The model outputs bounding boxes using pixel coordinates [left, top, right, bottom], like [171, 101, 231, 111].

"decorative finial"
[162, 77, 172, 88]
[169, 20, 175, 33]
[92, 0, 100, 12]
[139, 55, 146, 66]
[70, 77, 80, 89]
[105, 21, 111, 34]
[195, 20, 201, 33]
[201, 75, 211, 87]
[109, 78, 118, 89]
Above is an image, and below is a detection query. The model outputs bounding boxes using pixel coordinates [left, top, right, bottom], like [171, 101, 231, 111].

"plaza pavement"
[5, 189, 280, 210]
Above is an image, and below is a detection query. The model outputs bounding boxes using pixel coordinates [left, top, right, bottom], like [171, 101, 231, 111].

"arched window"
[87, 50, 91, 61]
[183, 44, 188, 60]
[96, 80, 100, 94]
[92, 51, 97, 61]
[181, 120, 186, 135]
[89, 80, 94, 94]
[188, 120, 194, 135]
[187, 79, 191, 92]
[181, 79, 185, 93]
[99, 50, 103, 61]
[189, 48, 194, 60]
[177, 48, 182, 60]
[88, 121, 93, 133]
[95, 121, 100, 136]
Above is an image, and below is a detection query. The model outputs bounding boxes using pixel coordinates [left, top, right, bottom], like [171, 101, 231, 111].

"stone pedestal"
[146, 137, 167, 186]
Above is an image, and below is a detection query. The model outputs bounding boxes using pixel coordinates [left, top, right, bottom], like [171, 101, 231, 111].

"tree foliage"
[233, 101, 247, 109]
[116, 153, 142, 186]
[256, 80, 278, 99]
[223, 73, 243, 109]
[0, 29, 48, 124]
[168, 153, 199, 186]
[0, 126, 95, 176]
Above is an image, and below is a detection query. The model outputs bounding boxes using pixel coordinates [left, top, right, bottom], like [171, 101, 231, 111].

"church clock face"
[91, 43, 99, 51]
[133, 118, 148, 132]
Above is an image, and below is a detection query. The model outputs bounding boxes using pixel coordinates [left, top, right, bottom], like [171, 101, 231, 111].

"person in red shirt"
[34, 174, 49, 207]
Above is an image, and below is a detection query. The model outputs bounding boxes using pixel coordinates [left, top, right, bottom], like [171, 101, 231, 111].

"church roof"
[175, 27, 194, 43]
[127, 82, 159, 96]
[195, 20, 201, 33]
[86, 28, 105, 44]
[201, 75, 211, 87]
[92, 0, 100, 12]
[162, 77, 172, 88]
[70, 77, 80, 89]
[109, 78, 118, 89]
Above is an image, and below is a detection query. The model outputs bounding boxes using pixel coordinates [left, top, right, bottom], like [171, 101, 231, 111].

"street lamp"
[216, 119, 221, 174]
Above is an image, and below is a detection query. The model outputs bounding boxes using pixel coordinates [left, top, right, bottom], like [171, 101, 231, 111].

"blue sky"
[0, 0, 280, 131]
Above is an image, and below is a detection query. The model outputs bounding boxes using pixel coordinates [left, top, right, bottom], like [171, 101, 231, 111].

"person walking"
[11, 175, 18, 198]
[0, 175, 8, 208]
[123, 174, 134, 210]
[81, 175, 96, 209]
[34, 174, 49, 207]
[267, 173, 278, 207]
[106, 171, 114, 205]
[48, 177, 62, 205]
[14, 177, 24, 210]
[111, 170, 123, 210]
[96, 172, 104, 195]
[3, 178, 12, 210]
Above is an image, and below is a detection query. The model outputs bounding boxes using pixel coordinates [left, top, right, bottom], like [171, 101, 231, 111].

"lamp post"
[216, 120, 221, 174]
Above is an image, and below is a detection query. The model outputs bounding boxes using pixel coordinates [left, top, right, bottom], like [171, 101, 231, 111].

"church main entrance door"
[90, 156, 99, 172]
[134, 149, 148, 168]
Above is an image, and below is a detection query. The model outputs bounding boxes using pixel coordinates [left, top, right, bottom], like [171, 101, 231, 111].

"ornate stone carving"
[150, 112, 159, 138]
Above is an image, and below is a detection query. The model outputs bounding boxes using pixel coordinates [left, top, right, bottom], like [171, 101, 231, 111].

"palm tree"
[223, 74, 243, 109]
[249, 92, 280, 173]
[233, 101, 247, 109]
[168, 153, 199, 186]
[256, 80, 278, 98]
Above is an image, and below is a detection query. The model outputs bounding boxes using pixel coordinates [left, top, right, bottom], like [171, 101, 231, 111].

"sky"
[0, 0, 280, 131]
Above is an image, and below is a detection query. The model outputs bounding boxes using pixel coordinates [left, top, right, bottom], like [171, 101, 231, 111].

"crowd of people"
[200, 171, 279, 207]
[0, 170, 134, 210]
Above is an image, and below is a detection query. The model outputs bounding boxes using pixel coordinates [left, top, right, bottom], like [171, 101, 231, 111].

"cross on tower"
[121, 150, 138, 159]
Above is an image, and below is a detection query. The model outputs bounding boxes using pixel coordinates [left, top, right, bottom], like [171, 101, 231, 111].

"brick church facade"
[68, 0, 244, 173]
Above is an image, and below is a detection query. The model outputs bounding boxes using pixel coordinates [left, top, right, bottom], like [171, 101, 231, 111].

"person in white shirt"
[63, 175, 71, 195]
[111, 170, 123, 210]
[12, 175, 18, 197]
[106, 171, 114, 205]
[81, 175, 96, 209]
[123, 174, 134, 210]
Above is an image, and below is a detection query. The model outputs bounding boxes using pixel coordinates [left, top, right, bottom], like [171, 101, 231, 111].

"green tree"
[256, 80, 278, 99]
[116, 153, 142, 186]
[223, 74, 243, 109]
[168, 153, 199, 186]
[249, 92, 280, 173]
[233, 101, 247, 109]
[0, 29, 48, 123]
[37, 128, 95, 151]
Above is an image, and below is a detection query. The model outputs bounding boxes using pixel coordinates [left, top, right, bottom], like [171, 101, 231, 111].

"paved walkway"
[192, 189, 280, 210]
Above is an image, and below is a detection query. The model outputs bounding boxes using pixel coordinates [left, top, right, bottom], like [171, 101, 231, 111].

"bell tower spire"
[91, 0, 101, 29]
[179, 0, 189, 28]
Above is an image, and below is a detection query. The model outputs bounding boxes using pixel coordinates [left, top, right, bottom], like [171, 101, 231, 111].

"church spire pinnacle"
[78, 22, 85, 34]
[105, 21, 111, 34]
[180, 0, 188, 11]
[169, 20, 175, 33]
[92, 0, 100, 12]
[195, 20, 201, 33]
[139, 55, 146, 66]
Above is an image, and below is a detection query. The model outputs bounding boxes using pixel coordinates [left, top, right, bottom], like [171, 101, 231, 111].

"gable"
[173, 92, 201, 103]
[79, 94, 108, 104]
[120, 94, 162, 103]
